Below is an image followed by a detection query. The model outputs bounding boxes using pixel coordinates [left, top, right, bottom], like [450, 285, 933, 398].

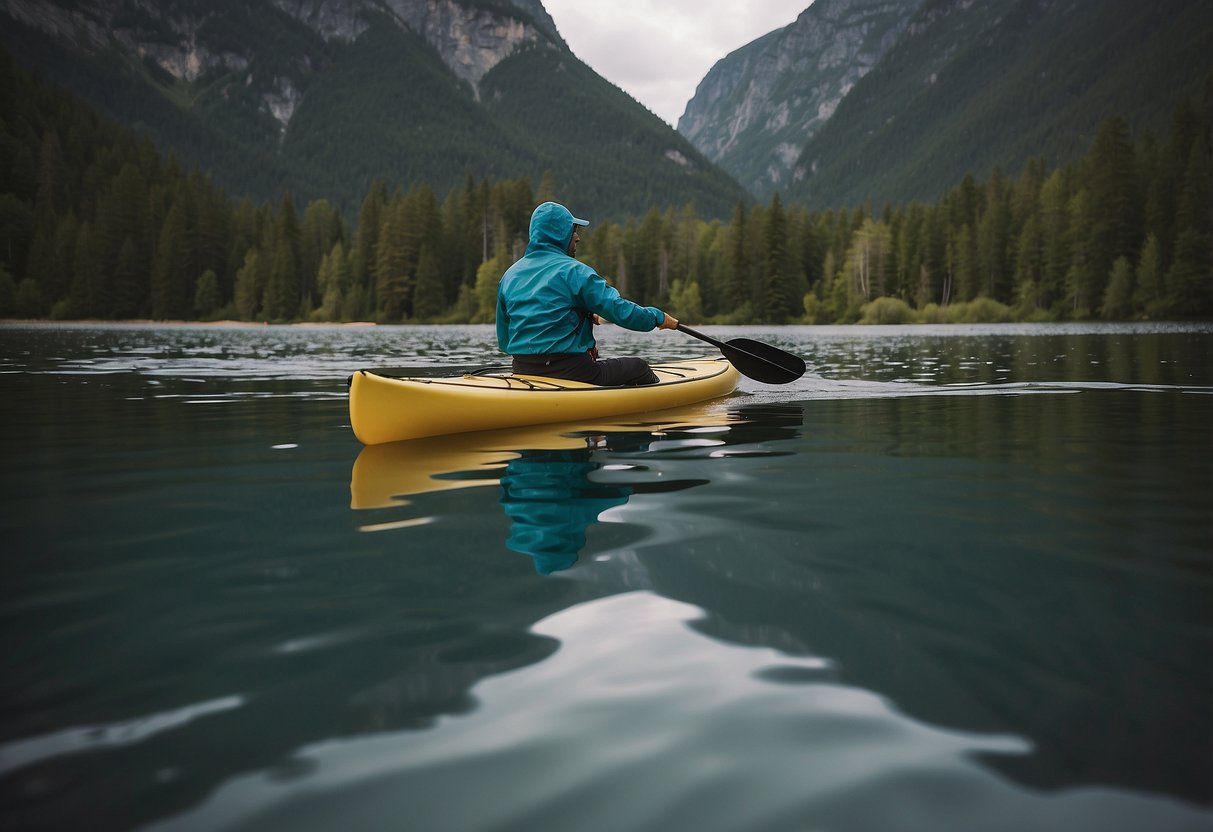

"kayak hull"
[348, 358, 740, 444]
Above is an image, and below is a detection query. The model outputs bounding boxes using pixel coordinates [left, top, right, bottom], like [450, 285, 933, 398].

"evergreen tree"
[99, 164, 149, 317]
[0, 193, 32, 277]
[315, 241, 349, 321]
[1100, 256, 1134, 319]
[263, 236, 299, 321]
[353, 181, 388, 312]
[761, 192, 795, 322]
[953, 224, 978, 302]
[1088, 116, 1141, 287]
[724, 202, 750, 315]
[1167, 229, 1213, 316]
[111, 237, 143, 319]
[67, 221, 100, 319]
[633, 208, 668, 305]
[1134, 233, 1165, 316]
[233, 249, 261, 320]
[194, 269, 221, 318]
[1013, 213, 1045, 314]
[269, 193, 303, 317]
[151, 200, 189, 319]
[917, 207, 946, 307]
[34, 131, 70, 218]
[978, 169, 1012, 301]
[227, 198, 263, 298]
[1038, 170, 1072, 310]
[375, 199, 412, 321]
[671, 202, 701, 290]
[412, 244, 444, 320]
[1175, 138, 1212, 240]
[1065, 189, 1098, 315]
[0, 263, 15, 316]
[300, 199, 345, 312]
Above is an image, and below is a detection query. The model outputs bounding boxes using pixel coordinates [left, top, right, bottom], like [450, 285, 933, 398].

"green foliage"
[0, 262, 15, 315]
[859, 296, 916, 325]
[2, 45, 1210, 326]
[668, 279, 704, 323]
[194, 269, 221, 318]
[1101, 257, 1134, 320]
[411, 245, 445, 321]
[473, 254, 510, 324]
[943, 297, 1014, 324]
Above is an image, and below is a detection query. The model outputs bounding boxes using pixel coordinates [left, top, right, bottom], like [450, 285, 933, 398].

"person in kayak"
[496, 201, 679, 386]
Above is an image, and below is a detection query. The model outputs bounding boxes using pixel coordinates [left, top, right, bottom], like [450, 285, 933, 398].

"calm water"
[1, 321, 1211, 832]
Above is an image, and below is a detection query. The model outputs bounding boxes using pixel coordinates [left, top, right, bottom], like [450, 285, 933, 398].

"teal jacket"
[496, 202, 664, 355]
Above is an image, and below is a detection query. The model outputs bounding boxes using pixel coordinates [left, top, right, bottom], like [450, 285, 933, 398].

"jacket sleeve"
[575, 268, 664, 332]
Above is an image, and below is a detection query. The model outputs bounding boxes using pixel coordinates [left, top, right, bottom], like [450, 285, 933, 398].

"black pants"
[512, 352, 658, 386]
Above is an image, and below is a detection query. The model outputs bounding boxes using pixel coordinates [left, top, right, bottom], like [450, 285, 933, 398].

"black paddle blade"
[676, 324, 806, 385]
[719, 337, 806, 384]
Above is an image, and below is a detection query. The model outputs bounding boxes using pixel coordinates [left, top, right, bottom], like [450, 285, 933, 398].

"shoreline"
[0, 319, 379, 327]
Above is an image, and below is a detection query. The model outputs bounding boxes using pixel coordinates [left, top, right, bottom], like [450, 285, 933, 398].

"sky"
[539, 1, 810, 127]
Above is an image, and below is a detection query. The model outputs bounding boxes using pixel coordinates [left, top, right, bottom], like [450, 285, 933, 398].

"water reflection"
[351, 405, 804, 574]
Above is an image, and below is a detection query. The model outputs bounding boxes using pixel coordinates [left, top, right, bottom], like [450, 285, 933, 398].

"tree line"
[1, 51, 1209, 324]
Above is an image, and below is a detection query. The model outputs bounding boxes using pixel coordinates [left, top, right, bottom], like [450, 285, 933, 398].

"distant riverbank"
[0, 319, 379, 327]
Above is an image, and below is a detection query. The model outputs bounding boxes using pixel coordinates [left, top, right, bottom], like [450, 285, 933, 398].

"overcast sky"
[540, 1, 810, 127]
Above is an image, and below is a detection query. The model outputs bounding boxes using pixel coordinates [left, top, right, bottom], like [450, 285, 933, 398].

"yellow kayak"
[348, 358, 740, 444]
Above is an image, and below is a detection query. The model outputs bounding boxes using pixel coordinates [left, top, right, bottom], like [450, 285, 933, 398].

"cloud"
[542, 0, 808, 125]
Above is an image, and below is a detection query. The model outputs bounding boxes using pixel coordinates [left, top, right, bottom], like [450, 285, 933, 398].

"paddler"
[496, 201, 679, 385]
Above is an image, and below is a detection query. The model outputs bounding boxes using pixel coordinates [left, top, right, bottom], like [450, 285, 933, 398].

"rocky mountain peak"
[0, 0, 563, 130]
[677, 0, 924, 197]
[379, 0, 557, 94]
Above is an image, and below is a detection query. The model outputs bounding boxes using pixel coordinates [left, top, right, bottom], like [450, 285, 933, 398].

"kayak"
[348, 357, 740, 444]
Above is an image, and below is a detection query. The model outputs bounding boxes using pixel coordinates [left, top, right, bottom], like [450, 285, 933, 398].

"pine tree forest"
[1, 54, 1210, 326]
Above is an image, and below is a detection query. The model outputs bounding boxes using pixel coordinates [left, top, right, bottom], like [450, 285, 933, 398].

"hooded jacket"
[496, 202, 664, 355]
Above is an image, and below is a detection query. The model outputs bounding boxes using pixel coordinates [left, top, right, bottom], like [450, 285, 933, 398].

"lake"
[1, 321, 1211, 832]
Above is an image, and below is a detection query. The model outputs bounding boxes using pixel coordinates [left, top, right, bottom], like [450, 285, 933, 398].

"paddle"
[676, 324, 806, 384]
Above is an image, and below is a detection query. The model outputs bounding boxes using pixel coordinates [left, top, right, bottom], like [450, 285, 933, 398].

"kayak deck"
[348, 358, 740, 444]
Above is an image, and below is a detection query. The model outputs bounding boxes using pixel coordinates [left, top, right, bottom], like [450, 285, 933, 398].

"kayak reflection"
[349, 403, 802, 573]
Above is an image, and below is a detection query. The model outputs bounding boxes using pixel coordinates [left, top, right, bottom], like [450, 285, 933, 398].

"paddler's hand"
[658, 313, 679, 330]
[592, 314, 607, 325]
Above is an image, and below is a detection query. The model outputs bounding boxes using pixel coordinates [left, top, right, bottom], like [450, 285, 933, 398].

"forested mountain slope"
[789, 0, 1213, 208]
[0, 0, 747, 219]
[680, 0, 1213, 209]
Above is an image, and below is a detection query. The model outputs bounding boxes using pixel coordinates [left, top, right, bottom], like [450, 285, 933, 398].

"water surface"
[1, 322, 1210, 831]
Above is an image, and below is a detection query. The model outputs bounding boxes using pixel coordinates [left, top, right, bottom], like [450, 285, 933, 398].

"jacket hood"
[526, 202, 589, 255]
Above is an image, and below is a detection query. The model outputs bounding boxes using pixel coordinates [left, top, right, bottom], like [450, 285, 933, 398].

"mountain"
[680, 0, 1213, 209]
[678, 0, 924, 198]
[790, 0, 1213, 208]
[0, 0, 748, 219]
